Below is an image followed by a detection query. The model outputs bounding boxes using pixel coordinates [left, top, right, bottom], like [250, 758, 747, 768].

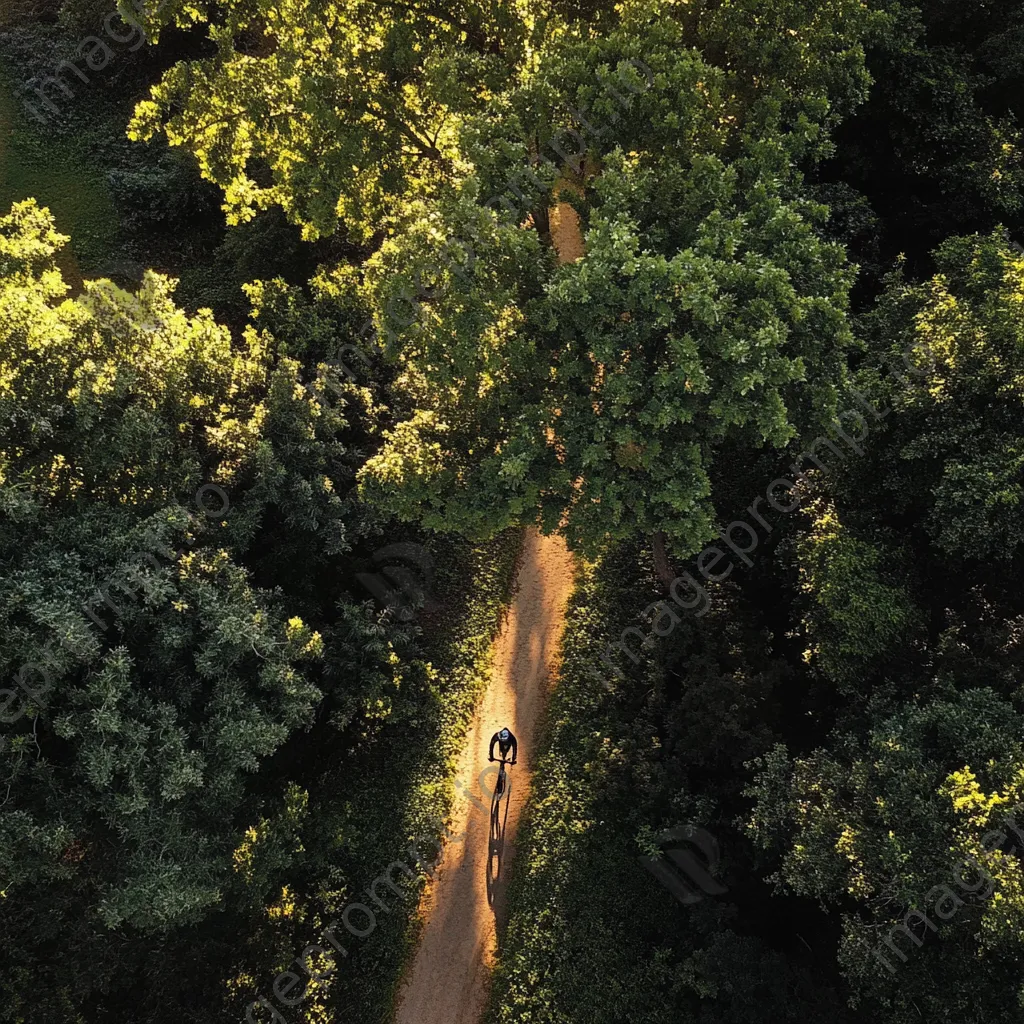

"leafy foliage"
[748, 689, 1024, 1022]
[128, 0, 532, 241]
[795, 494, 921, 689]
[822, 0, 1024, 281]
[357, 3, 865, 561]
[0, 200, 518, 1022]
[5, 0, 1024, 1020]
[859, 232, 1024, 563]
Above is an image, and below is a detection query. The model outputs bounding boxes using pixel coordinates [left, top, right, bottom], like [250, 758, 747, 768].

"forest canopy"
[2, 0, 1024, 1021]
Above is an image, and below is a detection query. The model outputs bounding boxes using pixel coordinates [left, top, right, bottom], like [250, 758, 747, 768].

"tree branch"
[368, 0, 490, 50]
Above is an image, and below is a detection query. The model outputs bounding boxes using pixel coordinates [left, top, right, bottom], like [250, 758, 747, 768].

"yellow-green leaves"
[129, 0, 530, 240]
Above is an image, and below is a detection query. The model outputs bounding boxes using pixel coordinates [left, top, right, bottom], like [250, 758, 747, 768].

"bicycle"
[492, 755, 514, 799]
[488, 755, 514, 894]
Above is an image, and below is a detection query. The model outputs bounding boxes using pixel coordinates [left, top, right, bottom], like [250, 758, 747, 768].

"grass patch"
[0, 67, 118, 280]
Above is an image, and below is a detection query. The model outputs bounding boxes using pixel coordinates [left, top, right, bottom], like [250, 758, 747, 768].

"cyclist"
[489, 726, 518, 766]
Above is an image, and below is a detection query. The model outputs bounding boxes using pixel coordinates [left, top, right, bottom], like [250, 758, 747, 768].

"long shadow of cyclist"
[486, 767, 513, 907]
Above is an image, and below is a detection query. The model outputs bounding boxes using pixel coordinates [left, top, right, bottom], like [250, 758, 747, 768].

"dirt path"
[393, 187, 583, 1024]
[393, 528, 575, 1024]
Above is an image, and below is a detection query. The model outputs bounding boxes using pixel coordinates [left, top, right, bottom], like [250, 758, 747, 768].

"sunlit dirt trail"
[392, 190, 583, 1024]
[392, 528, 575, 1024]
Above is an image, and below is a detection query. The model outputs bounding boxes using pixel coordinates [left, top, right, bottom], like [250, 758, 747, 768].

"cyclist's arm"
[488, 733, 498, 761]
[510, 735, 518, 764]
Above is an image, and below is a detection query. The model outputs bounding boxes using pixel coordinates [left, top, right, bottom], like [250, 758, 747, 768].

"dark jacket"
[489, 729, 518, 763]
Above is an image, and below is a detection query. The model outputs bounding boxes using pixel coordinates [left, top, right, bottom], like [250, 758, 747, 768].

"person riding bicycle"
[489, 727, 518, 766]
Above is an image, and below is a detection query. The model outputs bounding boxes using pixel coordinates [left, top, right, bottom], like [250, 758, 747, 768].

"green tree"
[859, 231, 1024, 565]
[121, 0, 876, 577]
[357, 4, 868, 577]
[127, 0, 532, 242]
[794, 493, 921, 691]
[823, 0, 1024, 276]
[748, 688, 1024, 1022]
[0, 200, 404, 1020]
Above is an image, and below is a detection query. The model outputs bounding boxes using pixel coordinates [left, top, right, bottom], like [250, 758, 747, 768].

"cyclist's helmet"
[500, 728, 510, 741]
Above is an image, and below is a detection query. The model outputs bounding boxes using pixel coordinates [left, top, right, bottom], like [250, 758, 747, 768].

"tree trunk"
[652, 530, 677, 590]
